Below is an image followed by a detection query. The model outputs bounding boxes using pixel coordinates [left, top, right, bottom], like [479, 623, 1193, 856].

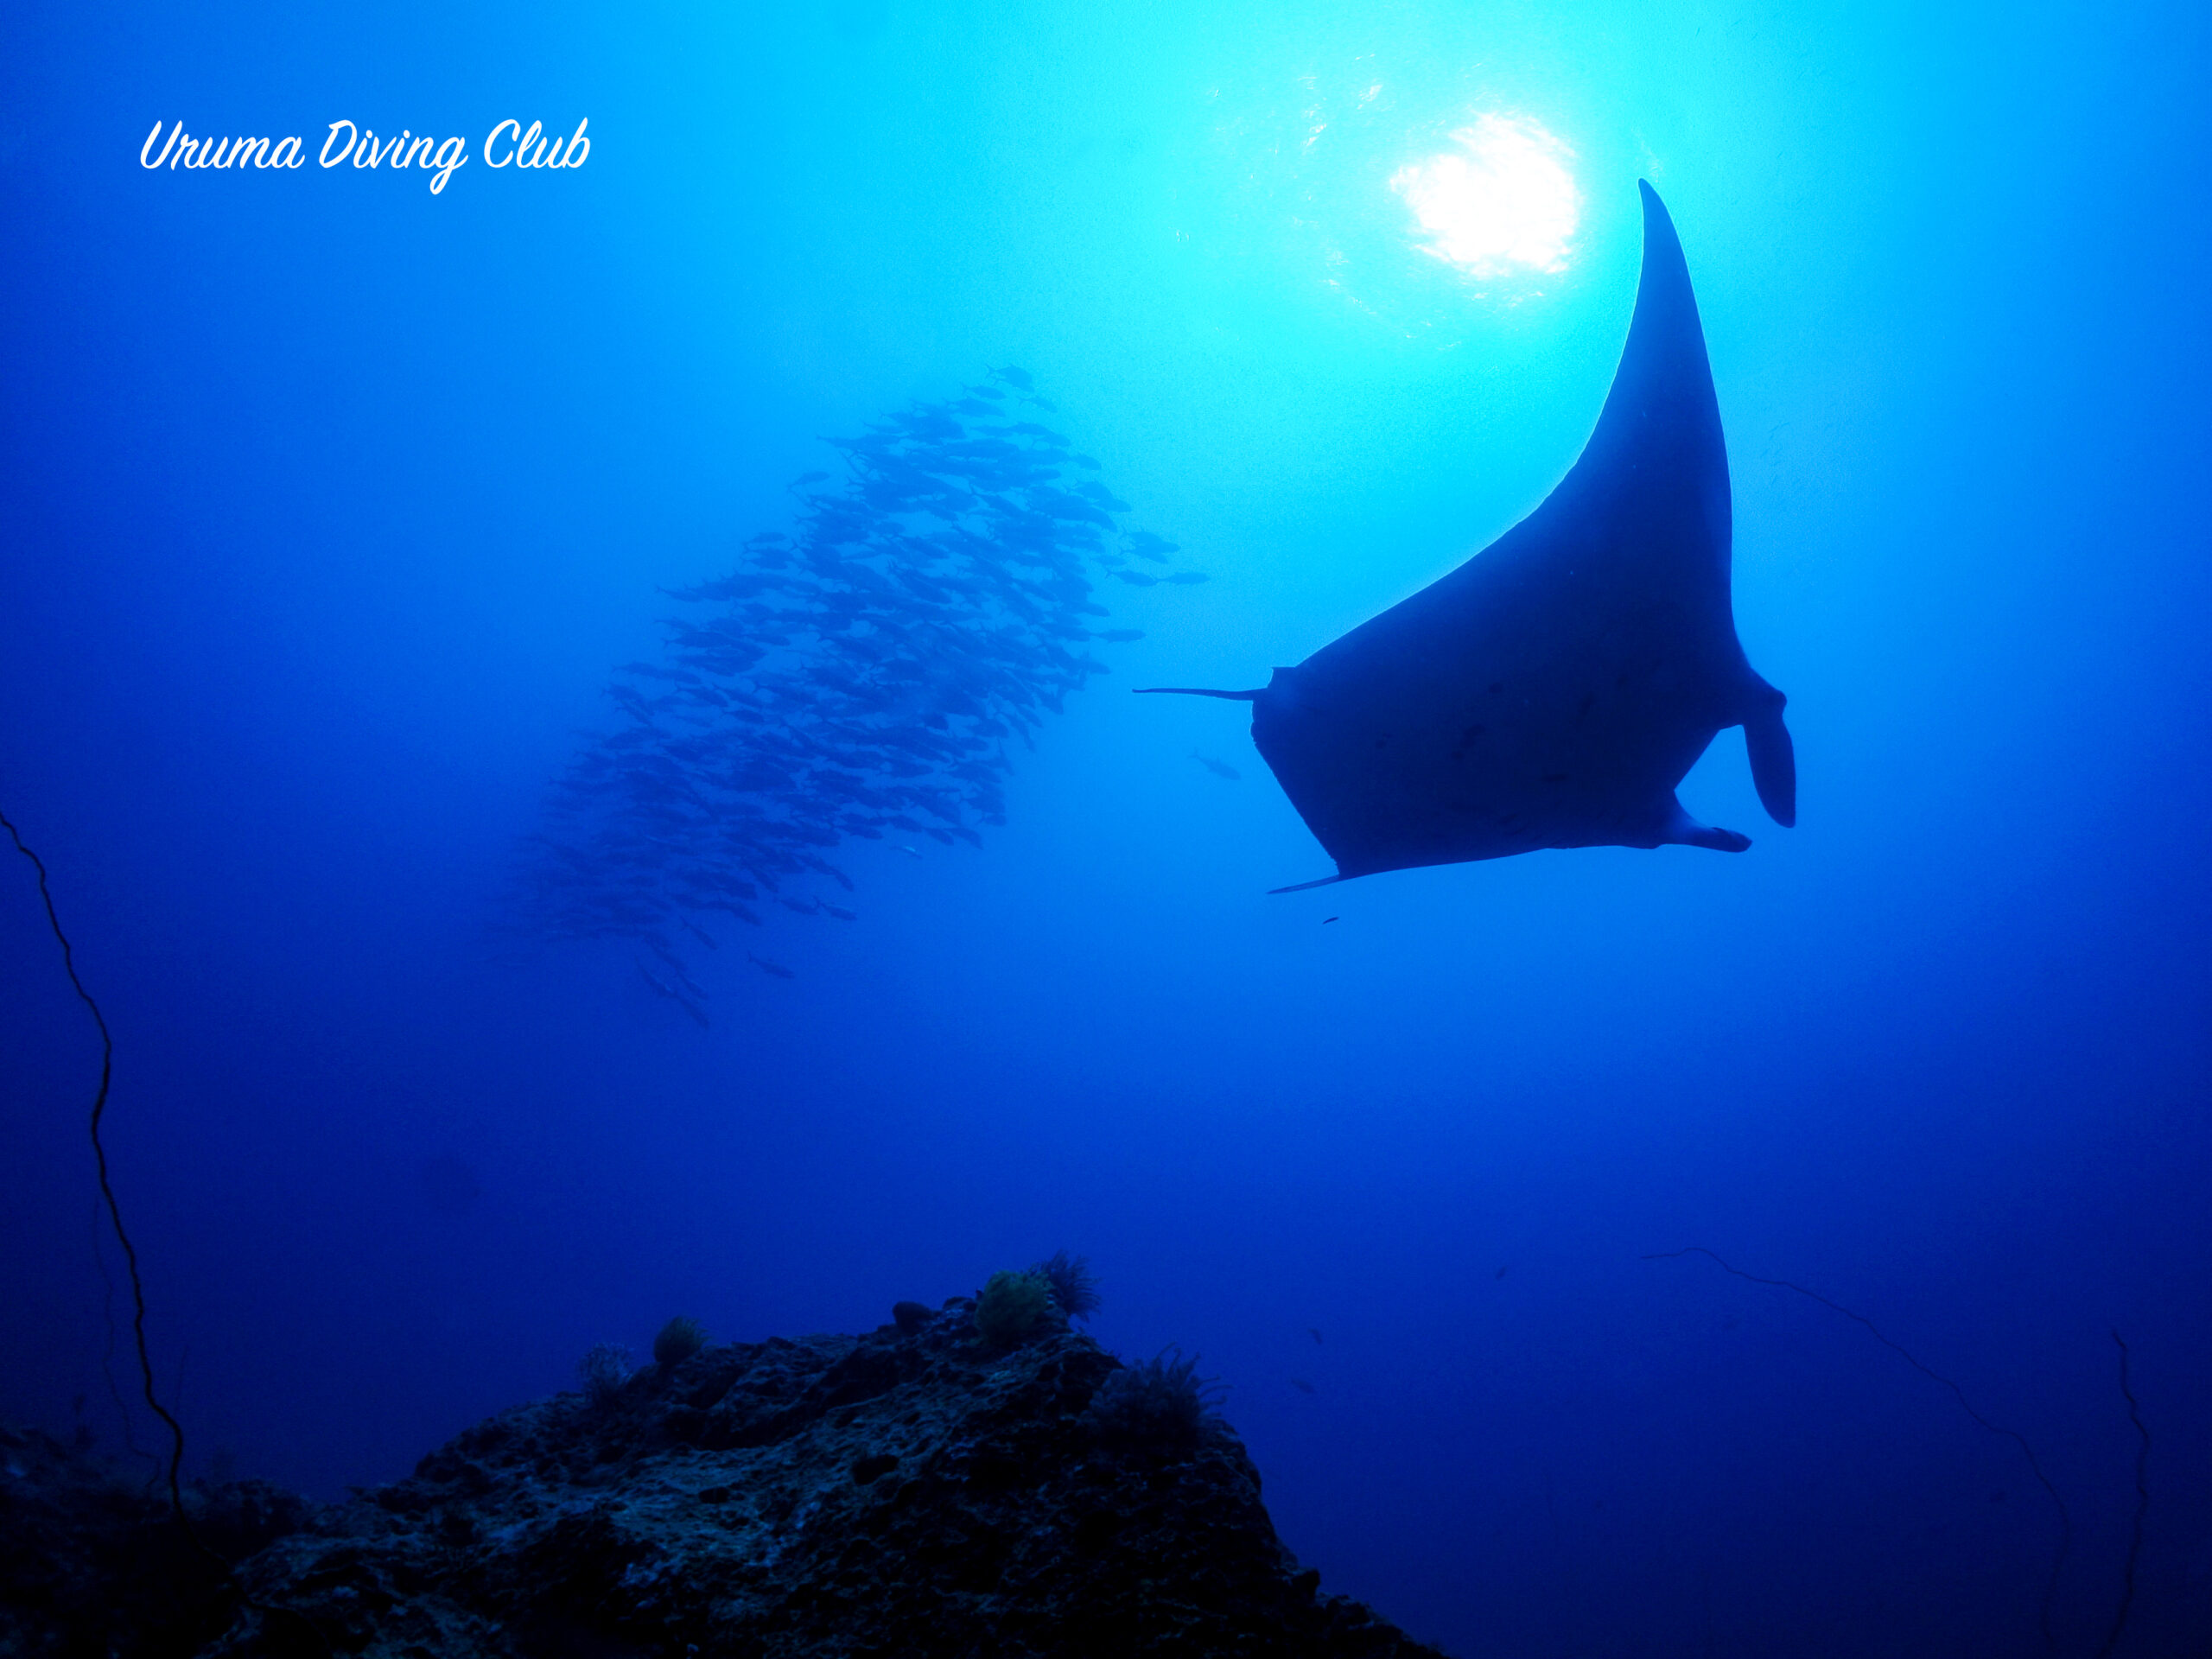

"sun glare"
[1391, 114, 1581, 280]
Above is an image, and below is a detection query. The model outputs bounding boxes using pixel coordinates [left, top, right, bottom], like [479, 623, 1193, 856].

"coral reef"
[0, 1423, 308, 1656]
[3, 1305, 1447, 1656]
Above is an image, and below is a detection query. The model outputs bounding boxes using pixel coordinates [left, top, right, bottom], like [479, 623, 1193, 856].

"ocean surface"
[3, 2, 2208, 1653]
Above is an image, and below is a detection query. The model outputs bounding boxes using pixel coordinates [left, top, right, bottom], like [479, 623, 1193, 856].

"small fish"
[747, 952, 796, 980]
[681, 918, 718, 949]
[1290, 1378, 1317, 1395]
[1322, 916, 1339, 925]
[791, 469, 829, 485]
[635, 962, 710, 1027]
[1115, 570, 1160, 588]
[1495, 1264, 1510, 1280]
[1164, 570, 1210, 585]
[822, 903, 857, 921]
[645, 939, 707, 999]
[1306, 1327, 1323, 1345]
[897, 845, 923, 858]
[995, 366, 1035, 391]
[1191, 751, 1240, 782]
[1093, 628, 1145, 643]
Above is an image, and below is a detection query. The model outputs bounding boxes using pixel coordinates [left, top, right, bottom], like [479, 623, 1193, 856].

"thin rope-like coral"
[5, 804, 334, 1655]
[2, 807, 189, 1520]
[1644, 1245, 2070, 1654]
[2092, 1328, 2149, 1658]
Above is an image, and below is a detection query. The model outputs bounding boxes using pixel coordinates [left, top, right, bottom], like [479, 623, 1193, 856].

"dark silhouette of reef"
[0, 1421, 309, 1656]
[1, 1300, 1447, 1658]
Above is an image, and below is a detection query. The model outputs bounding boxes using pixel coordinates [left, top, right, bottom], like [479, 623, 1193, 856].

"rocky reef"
[0, 1421, 308, 1656]
[3, 1297, 1449, 1657]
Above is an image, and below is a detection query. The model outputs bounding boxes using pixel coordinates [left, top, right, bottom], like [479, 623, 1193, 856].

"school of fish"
[518, 369, 1199, 1021]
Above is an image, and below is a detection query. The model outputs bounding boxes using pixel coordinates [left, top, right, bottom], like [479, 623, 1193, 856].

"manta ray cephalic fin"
[1742, 696, 1796, 829]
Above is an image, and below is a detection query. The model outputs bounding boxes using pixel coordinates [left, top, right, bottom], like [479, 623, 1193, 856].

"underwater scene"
[1, 1, 2207, 1654]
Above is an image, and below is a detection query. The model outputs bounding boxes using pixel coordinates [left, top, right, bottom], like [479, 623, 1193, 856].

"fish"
[635, 961, 710, 1027]
[747, 952, 796, 980]
[1191, 751, 1241, 782]
[1290, 1378, 1317, 1395]
[525, 369, 1199, 974]
[1139, 183, 1794, 891]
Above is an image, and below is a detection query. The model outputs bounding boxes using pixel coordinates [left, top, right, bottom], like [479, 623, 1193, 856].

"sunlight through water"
[1391, 114, 1581, 279]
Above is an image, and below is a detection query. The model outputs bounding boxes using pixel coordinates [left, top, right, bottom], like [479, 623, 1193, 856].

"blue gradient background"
[3, 3, 2209, 1653]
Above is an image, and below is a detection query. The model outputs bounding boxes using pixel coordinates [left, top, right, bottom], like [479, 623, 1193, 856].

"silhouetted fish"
[1191, 751, 1241, 782]
[635, 961, 710, 1027]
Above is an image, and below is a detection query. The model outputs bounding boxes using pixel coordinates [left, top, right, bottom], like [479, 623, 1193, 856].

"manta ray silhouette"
[1142, 182, 1794, 892]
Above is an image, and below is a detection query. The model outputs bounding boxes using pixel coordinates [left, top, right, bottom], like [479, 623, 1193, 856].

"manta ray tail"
[1268, 874, 1345, 894]
[1134, 687, 1262, 700]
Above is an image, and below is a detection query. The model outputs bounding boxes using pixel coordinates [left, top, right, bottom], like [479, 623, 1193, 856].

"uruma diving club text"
[138, 118, 589, 195]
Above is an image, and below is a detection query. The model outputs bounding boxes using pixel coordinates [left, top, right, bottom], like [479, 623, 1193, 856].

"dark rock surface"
[0, 1421, 310, 1656]
[3, 1300, 1452, 1657]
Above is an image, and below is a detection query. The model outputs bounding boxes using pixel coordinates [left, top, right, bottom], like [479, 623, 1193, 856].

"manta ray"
[1142, 181, 1794, 892]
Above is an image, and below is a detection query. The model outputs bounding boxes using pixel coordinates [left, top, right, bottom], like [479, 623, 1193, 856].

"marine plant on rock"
[577, 1342, 634, 1409]
[652, 1315, 708, 1367]
[1088, 1347, 1225, 1456]
[972, 1269, 1060, 1346]
[1031, 1249, 1102, 1322]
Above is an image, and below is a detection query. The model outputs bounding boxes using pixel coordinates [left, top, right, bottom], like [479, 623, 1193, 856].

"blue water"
[3, 3, 2208, 1653]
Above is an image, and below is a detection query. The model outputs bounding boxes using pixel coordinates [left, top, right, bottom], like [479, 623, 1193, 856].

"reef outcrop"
[3, 1299, 1448, 1657]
